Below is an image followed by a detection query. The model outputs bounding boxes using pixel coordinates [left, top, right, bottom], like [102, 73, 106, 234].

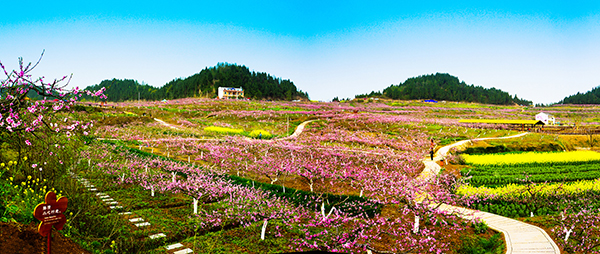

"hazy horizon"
[2, 1, 599, 104]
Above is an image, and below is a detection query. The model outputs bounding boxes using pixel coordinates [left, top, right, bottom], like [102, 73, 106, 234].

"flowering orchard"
[61, 96, 520, 253]
[76, 139, 479, 253]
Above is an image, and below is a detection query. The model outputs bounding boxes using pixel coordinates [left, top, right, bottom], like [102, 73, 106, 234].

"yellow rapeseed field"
[203, 126, 244, 134]
[457, 178, 600, 198]
[462, 150, 600, 165]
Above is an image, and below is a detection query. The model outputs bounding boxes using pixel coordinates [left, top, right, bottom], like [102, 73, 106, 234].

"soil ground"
[0, 222, 90, 254]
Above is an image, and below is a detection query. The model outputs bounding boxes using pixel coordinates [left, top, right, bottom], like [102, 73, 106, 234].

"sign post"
[33, 191, 68, 254]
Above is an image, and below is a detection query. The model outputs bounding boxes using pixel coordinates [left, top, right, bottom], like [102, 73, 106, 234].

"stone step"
[135, 222, 151, 227]
[129, 218, 144, 223]
[174, 248, 193, 254]
[149, 233, 166, 239]
[165, 243, 183, 250]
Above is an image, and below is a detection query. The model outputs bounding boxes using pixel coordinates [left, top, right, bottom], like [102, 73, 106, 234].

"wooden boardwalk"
[421, 133, 561, 254]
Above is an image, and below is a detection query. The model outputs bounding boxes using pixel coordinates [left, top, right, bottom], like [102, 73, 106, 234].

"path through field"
[421, 133, 561, 254]
[153, 118, 180, 130]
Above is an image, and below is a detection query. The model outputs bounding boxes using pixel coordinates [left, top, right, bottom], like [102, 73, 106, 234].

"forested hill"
[82, 63, 309, 102]
[560, 86, 600, 104]
[357, 73, 532, 106]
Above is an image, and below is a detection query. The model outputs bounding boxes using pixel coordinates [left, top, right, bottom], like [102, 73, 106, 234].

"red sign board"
[33, 191, 68, 237]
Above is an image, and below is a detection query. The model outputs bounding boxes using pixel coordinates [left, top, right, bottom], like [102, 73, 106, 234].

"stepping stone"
[89, 188, 98, 191]
[174, 249, 193, 254]
[149, 233, 166, 239]
[118, 212, 132, 215]
[129, 218, 144, 223]
[135, 222, 151, 227]
[165, 243, 183, 250]
[86, 185, 95, 188]
[109, 206, 123, 209]
[96, 192, 106, 196]
[99, 195, 110, 199]
[106, 201, 119, 205]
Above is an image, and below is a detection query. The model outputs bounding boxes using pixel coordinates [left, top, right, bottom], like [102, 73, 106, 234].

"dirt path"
[275, 120, 316, 141]
[153, 118, 180, 130]
[115, 119, 316, 143]
[419, 132, 560, 254]
[418, 132, 530, 182]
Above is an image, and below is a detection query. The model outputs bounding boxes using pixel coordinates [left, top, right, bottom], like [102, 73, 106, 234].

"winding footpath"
[420, 133, 561, 254]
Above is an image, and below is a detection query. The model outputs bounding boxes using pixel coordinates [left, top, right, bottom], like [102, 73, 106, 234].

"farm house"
[535, 112, 555, 125]
[218, 87, 244, 99]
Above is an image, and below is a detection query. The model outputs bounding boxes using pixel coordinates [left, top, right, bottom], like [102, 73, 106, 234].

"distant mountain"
[82, 63, 309, 102]
[560, 86, 600, 104]
[356, 73, 532, 106]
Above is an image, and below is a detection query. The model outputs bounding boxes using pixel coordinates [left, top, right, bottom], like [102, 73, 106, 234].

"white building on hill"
[535, 112, 555, 125]
[218, 87, 244, 99]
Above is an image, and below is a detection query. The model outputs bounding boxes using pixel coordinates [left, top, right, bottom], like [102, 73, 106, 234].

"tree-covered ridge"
[357, 73, 532, 106]
[560, 86, 600, 104]
[83, 63, 309, 102]
[81, 79, 158, 102]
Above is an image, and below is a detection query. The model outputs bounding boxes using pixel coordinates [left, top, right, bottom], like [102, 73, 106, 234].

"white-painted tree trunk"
[188, 156, 190, 163]
[413, 216, 420, 234]
[172, 172, 176, 183]
[88, 159, 90, 167]
[193, 198, 198, 214]
[260, 219, 268, 240]
[360, 189, 363, 197]
[564, 227, 573, 242]
[121, 173, 125, 183]
[151, 186, 155, 197]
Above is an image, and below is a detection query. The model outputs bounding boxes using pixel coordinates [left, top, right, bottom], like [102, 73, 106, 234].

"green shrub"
[459, 233, 505, 254]
[473, 220, 489, 234]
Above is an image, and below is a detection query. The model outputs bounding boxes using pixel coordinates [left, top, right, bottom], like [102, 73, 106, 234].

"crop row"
[462, 161, 600, 187]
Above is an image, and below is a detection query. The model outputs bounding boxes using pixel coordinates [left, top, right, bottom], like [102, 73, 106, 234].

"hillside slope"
[357, 73, 532, 105]
[560, 86, 600, 104]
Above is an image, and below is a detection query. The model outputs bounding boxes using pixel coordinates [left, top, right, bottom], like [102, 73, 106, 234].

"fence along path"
[420, 133, 560, 254]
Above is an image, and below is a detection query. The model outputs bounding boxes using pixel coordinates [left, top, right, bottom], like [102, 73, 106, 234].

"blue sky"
[1, 1, 599, 103]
